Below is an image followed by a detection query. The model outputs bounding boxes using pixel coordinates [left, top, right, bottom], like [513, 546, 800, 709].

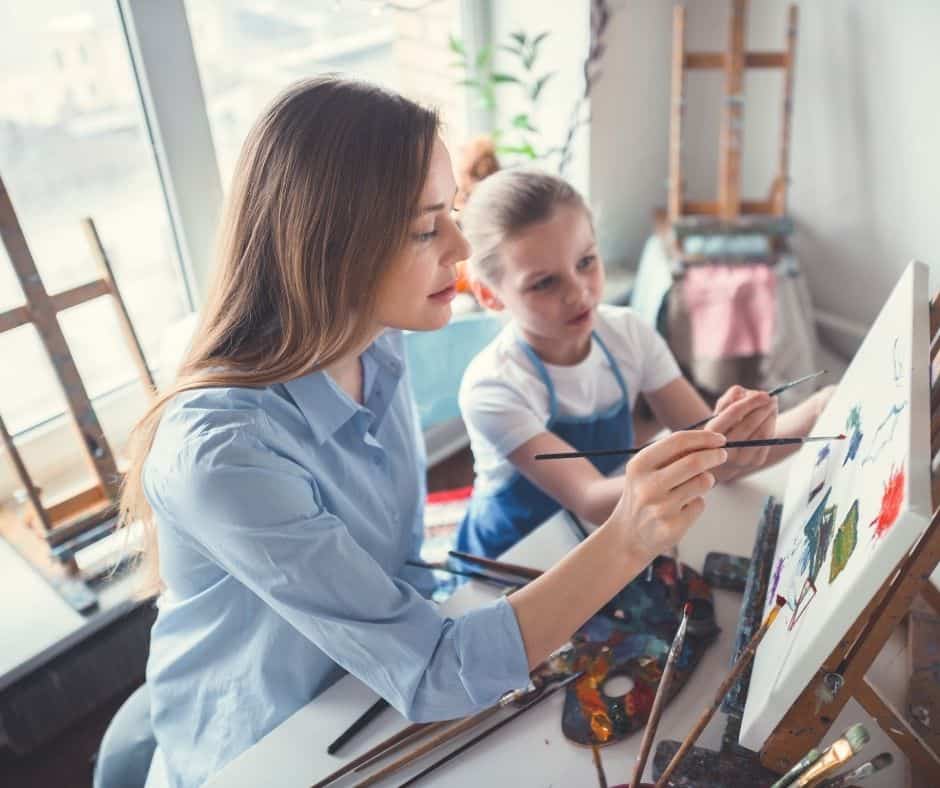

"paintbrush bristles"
[817, 752, 893, 788]
[793, 725, 871, 787]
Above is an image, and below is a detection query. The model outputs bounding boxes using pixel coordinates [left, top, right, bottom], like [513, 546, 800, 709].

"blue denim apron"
[456, 331, 634, 557]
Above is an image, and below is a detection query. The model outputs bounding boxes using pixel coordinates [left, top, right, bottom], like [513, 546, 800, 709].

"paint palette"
[545, 557, 719, 746]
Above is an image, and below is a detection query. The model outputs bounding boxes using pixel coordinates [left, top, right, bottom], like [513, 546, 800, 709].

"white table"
[197, 459, 909, 787]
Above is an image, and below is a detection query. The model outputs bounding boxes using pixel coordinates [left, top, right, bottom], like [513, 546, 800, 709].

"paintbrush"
[677, 370, 829, 432]
[630, 603, 692, 788]
[404, 559, 522, 589]
[351, 684, 533, 787]
[590, 711, 614, 788]
[326, 697, 390, 756]
[535, 435, 845, 462]
[447, 550, 543, 580]
[310, 720, 437, 788]
[396, 672, 583, 787]
[816, 752, 892, 787]
[769, 747, 823, 788]
[654, 595, 787, 788]
[792, 724, 871, 787]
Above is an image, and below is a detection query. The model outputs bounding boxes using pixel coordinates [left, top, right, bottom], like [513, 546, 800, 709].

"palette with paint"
[740, 261, 933, 749]
[538, 556, 719, 747]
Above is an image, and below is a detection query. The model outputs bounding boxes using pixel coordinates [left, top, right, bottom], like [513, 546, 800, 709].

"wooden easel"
[667, 0, 797, 231]
[756, 289, 940, 780]
[0, 173, 155, 567]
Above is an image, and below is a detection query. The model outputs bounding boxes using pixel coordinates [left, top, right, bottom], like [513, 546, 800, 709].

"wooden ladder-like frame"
[0, 174, 155, 562]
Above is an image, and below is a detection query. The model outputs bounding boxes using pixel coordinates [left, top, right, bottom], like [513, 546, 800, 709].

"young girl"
[119, 78, 729, 787]
[457, 169, 832, 558]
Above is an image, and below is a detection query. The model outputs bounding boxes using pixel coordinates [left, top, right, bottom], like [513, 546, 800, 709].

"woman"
[121, 77, 728, 787]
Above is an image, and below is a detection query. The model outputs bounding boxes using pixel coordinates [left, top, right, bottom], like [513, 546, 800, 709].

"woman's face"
[374, 136, 470, 332]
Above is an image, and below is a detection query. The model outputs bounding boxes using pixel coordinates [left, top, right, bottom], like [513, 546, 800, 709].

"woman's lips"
[428, 283, 457, 302]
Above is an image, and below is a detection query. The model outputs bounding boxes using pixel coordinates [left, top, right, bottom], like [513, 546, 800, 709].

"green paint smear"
[829, 499, 859, 583]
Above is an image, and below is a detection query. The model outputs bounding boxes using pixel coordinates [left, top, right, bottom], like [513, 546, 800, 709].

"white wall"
[591, 0, 940, 350]
[488, 1, 591, 195]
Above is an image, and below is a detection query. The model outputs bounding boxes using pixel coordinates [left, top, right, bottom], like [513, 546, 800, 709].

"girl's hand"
[607, 430, 727, 561]
[706, 385, 777, 474]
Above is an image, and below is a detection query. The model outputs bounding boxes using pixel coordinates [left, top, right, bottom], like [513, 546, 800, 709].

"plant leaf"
[532, 31, 550, 49]
[448, 34, 465, 56]
[531, 72, 555, 101]
[509, 31, 527, 47]
[475, 46, 491, 68]
[457, 78, 480, 88]
[511, 113, 537, 132]
[491, 72, 520, 84]
[500, 44, 524, 57]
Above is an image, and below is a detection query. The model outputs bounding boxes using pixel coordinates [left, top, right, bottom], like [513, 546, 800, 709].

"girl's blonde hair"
[460, 168, 589, 284]
[120, 76, 438, 588]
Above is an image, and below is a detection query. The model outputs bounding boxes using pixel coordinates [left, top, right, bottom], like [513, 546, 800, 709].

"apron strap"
[591, 330, 631, 404]
[516, 339, 559, 420]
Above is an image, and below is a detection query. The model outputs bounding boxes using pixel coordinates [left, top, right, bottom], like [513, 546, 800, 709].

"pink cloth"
[680, 263, 777, 359]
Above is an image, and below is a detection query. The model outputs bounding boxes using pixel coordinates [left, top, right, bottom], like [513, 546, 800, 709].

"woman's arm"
[509, 430, 727, 666]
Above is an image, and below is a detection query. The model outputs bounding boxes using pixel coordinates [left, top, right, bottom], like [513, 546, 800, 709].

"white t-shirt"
[459, 304, 682, 493]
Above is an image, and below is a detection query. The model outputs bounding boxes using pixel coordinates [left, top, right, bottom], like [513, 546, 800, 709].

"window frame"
[0, 0, 484, 500]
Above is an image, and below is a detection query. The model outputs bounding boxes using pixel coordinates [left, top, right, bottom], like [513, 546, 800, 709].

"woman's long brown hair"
[120, 77, 438, 588]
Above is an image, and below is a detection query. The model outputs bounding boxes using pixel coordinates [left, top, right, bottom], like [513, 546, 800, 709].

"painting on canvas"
[739, 260, 932, 750]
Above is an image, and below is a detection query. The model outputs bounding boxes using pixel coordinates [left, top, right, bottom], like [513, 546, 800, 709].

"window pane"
[0, 2, 190, 432]
[186, 0, 467, 187]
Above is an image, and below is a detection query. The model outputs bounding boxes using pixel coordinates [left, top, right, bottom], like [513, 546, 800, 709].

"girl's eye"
[530, 276, 555, 292]
[577, 255, 596, 270]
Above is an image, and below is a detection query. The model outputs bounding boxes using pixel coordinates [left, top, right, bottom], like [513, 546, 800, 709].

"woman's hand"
[606, 430, 727, 561]
[706, 385, 778, 478]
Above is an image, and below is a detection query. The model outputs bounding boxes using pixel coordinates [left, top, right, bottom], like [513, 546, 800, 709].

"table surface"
[204, 458, 913, 788]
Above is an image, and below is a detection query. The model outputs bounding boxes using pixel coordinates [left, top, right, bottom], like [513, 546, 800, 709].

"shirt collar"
[282, 331, 405, 445]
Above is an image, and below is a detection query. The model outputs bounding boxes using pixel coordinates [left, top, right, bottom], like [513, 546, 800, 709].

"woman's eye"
[414, 229, 438, 242]
[577, 255, 596, 270]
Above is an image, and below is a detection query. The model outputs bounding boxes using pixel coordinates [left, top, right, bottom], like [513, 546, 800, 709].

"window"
[0, 0, 473, 501]
[185, 0, 468, 187]
[0, 5, 190, 438]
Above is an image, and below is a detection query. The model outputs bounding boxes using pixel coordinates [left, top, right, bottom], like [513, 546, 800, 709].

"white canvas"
[740, 260, 933, 750]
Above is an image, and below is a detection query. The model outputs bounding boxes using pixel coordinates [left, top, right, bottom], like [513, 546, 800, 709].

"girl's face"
[487, 203, 604, 364]
[374, 137, 470, 333]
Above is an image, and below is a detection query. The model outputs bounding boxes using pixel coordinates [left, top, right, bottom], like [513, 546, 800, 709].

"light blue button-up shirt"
[143, 330, 530, 787]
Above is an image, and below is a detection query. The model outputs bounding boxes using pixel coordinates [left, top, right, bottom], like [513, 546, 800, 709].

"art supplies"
[311, 721, 434, 788]
[679, 370, 828, 432]
[447, 550, 543, 580]
[817, 752, 892, 787]
[534, 435, 844, 461]
[655, 595, 786, 787]
[630, 603, 692, 788]
[326, 697, 389, 755]
[404, 559, 522, 589]
[558, 558, 718, 747]
[396, 672, 582, 787]
[741, 262, 933, 753]
[791, 724, 870, 786]
[768, 747, 822, 788]
[350, 686, 529, 787]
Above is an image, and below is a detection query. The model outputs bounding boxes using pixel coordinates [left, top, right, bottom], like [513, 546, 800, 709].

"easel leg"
[855, 677, 940, 781]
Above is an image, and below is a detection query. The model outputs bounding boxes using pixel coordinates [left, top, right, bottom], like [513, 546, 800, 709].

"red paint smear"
[870, 465, 905, 540]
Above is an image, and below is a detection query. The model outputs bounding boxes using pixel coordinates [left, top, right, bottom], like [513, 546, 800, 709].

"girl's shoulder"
[459, 323, 540, 405]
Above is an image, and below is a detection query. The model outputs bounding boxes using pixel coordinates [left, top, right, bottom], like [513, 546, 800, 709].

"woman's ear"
[470, 278, 505, 312]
